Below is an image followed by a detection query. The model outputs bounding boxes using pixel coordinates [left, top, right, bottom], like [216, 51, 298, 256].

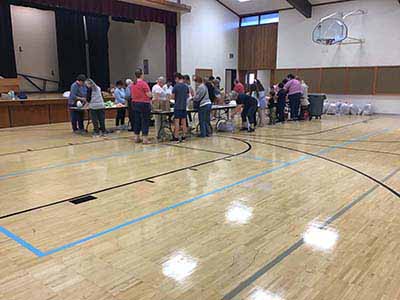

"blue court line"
[0, 147, 162, 181]
[242, 154, 286, 164]
[0, 226, 45, 257]
[0, 129, 390, 257]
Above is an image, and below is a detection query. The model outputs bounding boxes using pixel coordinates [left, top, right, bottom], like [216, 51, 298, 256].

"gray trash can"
[308, 94, 327, 120]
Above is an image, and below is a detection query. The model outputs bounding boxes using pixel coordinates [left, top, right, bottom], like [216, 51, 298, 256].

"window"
[240, 12, 279, 27]
[260, 13, 279, 24]
[240, 16, 259, 27]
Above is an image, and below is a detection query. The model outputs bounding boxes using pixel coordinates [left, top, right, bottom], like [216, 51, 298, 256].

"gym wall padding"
[298, 68, 321, 93]
[376, 67, 400, 94]
[348, 67, 375, 95]
[320, 68, 346, 94]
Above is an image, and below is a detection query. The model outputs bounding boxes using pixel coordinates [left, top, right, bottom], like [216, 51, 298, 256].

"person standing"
[85, 79, 106, 137]
[152, 76, 168, 138]
[194, 76, 212, 138]
[114, 80, 126, 128]
[125, 78, 134, 131]
[171, 73, 189, 142]
[300, 79, 310, 120]
[68, 74, 87, 133]
[277, 83, 287, 123]
[284, 74, 302, 121]
[130, 69, 152, 144]
[233, 79, 245, 95]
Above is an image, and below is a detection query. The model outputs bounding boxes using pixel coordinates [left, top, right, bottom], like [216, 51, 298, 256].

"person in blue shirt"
[68, 74, 87, 133]
[114, 80, 126, 128]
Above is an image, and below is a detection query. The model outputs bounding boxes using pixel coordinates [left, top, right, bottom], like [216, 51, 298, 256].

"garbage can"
[308, 94, 327, 120]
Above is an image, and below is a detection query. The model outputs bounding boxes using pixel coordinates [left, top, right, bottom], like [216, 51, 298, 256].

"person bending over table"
[171, 73, 190, 142]
[85, 79, 107, 137]
[130, 69, 152, 144]
[194, 76, 212, 138]
[68, 74, 87, 133]
[114, 80, 126, 128]
[231, 91, 258, 132]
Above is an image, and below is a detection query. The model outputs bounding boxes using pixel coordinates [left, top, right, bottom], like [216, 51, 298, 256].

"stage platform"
[0, 93, 114, 128]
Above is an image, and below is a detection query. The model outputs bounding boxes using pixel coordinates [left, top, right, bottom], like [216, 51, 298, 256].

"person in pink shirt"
[284, 74, 302, 121]
[233, 79, 245, 94]
[130, 69, 152, 144]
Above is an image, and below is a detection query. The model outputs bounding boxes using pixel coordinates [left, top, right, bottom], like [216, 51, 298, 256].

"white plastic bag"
[362, 104, 374, 116]
[335, 101, 343, 114]
[327, 103, 337, 115]
[349, 104, 361, 115]
[323, 102, 330, 114]
[340, 103, 351, 115]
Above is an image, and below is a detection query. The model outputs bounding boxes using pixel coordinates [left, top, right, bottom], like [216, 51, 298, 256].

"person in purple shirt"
[284, 74, 302, 121]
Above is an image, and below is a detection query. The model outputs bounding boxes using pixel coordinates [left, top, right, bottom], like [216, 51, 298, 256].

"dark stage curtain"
[112, 1, 177, 26]
[12, 0, 177, 26]
[11, 0, 113, 16]
[86, 15, 110, 91]
[0, 1, 17, 77]
[55, 9, 87, 91]
[165, 25, 177, 82]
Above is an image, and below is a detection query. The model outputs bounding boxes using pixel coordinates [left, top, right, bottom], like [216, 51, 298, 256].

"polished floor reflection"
[0, 115, 399, 300]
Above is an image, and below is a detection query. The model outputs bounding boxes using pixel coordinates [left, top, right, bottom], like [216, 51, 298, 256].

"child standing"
[277, 83, 287, 123]
[114, 80, 126, 128]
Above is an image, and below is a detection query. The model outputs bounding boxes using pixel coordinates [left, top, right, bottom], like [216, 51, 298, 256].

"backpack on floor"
[217, 120, 235, 132]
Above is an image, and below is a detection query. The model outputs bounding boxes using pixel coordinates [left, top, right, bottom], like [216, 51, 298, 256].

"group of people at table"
[68, 70, 309, 144]
[68, 70, 221, 144]
[231, 74, 309, 132]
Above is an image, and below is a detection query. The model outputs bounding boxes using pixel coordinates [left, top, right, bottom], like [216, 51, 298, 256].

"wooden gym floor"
[0, 115, 399, 300]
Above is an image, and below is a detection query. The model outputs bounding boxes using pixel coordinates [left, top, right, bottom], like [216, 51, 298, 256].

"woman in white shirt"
[152, 76, 168, 138]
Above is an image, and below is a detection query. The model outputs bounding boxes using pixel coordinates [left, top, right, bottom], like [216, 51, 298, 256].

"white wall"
[277, 0, 400, 114]
[178, 0, 239, 88]
[257, 70, 271, 89]
[108, 20, 166, 84]
[277, 0, 400, 68]
[11, 5, 59, 92]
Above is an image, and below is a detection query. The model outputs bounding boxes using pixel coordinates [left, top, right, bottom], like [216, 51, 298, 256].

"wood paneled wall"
[272, 66, 400, 95]
[239, 23, 278, 71]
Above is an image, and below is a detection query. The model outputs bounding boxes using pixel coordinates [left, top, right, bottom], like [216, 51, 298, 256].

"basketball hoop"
[312, 9, 367, 46]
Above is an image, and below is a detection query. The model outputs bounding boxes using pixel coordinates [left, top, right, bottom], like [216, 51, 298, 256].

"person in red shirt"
[130, 69, 152, 144]
[233, 79, 245, 94]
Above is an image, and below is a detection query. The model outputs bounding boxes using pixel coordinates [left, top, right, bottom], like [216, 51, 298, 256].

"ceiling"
[217, 0, 351, 16]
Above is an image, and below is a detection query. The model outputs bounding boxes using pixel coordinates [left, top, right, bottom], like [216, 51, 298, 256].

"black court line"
[235, 132, 400, 144]
[244, 117, 376, 139]
[162, 143, 233, 156]
[0, 136, 130, 157]
[254, 138, 400, 157]
[222, 167, 400, 300]
[0, 140, 252, 220]
[239, 137, 400, 198]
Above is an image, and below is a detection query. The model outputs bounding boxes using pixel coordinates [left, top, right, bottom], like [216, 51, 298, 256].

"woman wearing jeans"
[130, 69, 152, 144]
[85, 79, 106, 137]
[194, 76, 212, 137]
